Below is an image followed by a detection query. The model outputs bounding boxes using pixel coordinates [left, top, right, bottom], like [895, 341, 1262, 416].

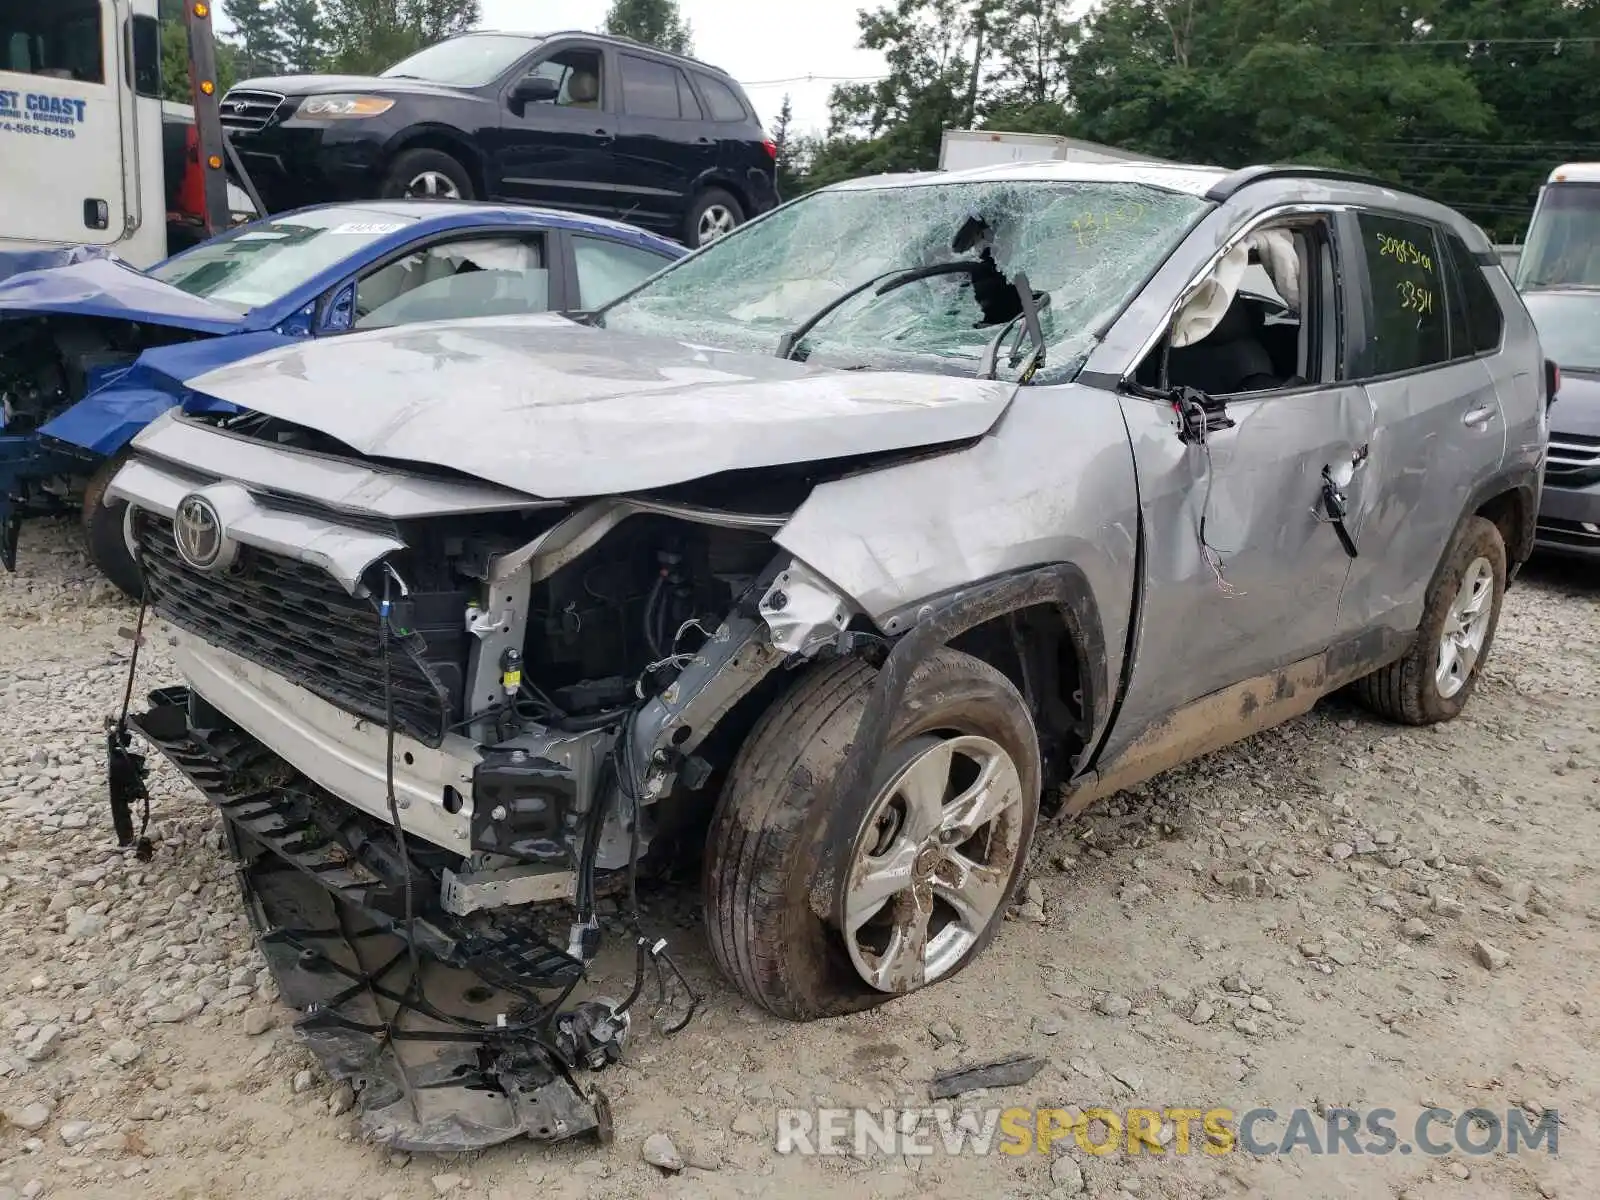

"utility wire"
[740, 72, 890, 87]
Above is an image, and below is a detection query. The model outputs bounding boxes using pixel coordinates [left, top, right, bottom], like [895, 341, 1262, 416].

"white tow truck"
[0, 0, 252, 270]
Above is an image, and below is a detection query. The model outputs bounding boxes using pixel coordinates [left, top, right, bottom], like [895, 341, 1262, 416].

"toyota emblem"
[172, 494, 234, 572]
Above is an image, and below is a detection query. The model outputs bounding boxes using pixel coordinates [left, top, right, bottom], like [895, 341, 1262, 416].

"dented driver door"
[1094, 211, 1382, 774]
[1106, 381, 1377, 755]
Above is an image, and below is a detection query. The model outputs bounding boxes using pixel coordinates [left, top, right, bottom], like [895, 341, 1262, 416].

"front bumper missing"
[117, 686, 617, 1153]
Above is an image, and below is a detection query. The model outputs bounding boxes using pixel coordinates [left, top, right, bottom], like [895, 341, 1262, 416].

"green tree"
[1066, 0, 1491, 195]
[322, 0, 481, 75]
[770, 93, 804, 196]
[808, 0, 990, 187]
[277, 0, 328, 73]
[160, 13, 239, 103]
[603, 0, 694, 56]
[979, 0, 1075, 133]
[219, 0, 285, 77]
[1417, 0, 1600, 239]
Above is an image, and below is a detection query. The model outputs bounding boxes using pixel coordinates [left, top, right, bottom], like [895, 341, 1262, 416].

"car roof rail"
[1203, 164, 1414, 202]
[542, 28, 731, 75]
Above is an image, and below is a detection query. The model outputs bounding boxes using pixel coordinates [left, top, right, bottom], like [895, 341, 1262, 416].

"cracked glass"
[597, 178, 1207, 382]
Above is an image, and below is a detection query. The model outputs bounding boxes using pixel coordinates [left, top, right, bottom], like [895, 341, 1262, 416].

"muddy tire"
[1352, 515, 1506, 725]
[81, 455, 143, 601]
[702, 648, 1041, 1021]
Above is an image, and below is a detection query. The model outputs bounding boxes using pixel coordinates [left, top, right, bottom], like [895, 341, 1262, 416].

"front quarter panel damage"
[773, 381, 1140, 733]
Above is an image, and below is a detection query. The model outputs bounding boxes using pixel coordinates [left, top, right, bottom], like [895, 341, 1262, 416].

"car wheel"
[703, 648, 1041, 1020]
[379, 149, 474, 201]
[686, 188, 744, 247]
[1351, 515, 1507, 725]
[81, 454, 143, 601]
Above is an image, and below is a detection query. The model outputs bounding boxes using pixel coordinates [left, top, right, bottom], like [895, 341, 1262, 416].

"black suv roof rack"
[529, 28, 733, 77]
[1204, 164, 1409, 202]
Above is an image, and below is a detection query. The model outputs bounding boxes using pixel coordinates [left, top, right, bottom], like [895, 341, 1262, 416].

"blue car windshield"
[147, 210, 421, 312]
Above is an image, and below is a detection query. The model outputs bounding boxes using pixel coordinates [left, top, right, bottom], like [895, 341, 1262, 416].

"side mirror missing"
[322, 282, 356, 333]
[512, 75, 560, 105]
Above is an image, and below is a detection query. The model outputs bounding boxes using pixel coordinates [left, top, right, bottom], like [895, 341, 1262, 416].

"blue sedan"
[0, 201, 685, 594]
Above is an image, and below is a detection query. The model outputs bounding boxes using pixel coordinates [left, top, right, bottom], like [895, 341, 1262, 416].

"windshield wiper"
[978, 271, 1047, 381]
[775, 260, 979, 360]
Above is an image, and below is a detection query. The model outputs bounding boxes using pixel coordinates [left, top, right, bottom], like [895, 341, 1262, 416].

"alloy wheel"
[1435, 556, 1495, 700]
[696, 205, 737, 245]
[406, 171, 462, 200]
[841, 735, 1027, 993]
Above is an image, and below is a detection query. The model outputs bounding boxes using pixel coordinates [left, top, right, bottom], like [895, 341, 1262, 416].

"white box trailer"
[938, 129, 1175, 172]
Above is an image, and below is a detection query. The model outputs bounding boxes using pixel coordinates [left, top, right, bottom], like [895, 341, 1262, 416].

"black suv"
[218, 30, 780, 247]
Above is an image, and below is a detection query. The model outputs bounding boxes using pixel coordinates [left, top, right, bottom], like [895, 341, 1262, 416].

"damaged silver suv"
[103, 161, 1549, 1150]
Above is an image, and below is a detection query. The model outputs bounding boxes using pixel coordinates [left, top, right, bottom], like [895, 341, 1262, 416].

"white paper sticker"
[328, 222, 409, 236]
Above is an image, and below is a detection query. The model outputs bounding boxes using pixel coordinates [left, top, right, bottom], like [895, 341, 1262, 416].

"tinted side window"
[1443, 231, 1504, 355]
[676, 70, 702, 119]
[696, 74, 746, 122]
[130, 15, 160, 98]
[0, 0, 104, 83]
[1355, 212, 1448, 376]
[522, 48, 604, 110]
[620, 54, 681, 119]
[573, 236, 668, 309]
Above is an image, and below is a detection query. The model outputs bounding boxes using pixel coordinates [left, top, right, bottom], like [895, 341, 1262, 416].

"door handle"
[1462, 405, 1495, 428]
[1318, 465, 1359, 559]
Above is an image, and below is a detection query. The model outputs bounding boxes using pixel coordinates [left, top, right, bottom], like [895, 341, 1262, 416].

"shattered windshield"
[148, 210, 421, 312]
[597, 178, 1207, 380]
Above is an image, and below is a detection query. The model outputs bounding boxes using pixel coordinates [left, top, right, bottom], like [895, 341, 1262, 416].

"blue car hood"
[37, 331, 292, 455]
[0, 257, 244, 333]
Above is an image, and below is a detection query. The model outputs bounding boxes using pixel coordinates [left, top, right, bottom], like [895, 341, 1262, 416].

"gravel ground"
[0, 519, 1595, 1200]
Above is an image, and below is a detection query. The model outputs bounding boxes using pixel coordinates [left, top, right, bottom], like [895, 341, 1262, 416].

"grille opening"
[136, 513, 465, 745]
[219, 88, 286, 133]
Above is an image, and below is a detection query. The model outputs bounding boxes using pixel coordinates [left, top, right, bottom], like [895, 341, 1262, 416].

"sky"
[477, 0, 888, 135]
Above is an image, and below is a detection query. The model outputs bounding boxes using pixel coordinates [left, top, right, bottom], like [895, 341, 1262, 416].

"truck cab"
[0, 0, 212, 269]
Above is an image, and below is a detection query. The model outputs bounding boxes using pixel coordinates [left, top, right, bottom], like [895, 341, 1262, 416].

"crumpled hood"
[179, 315, 1018, 497]
[0, 245, 119, 287]
[0, 258, 244, 333]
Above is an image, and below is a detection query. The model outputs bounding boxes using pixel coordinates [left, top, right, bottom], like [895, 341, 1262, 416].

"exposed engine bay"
[104, 424, 895, 1152]
[0, 316, 194, 434]
[0, 316, 199, 541]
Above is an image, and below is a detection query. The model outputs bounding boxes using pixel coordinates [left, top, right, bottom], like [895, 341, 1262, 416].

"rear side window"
[695, 73, 746, 122]
[1442, 231, 1504, 356]
[573, 235, 669, 309]
[0, 0, 104, 84]
[1354, 212, 1449, 376]
[676, 71, 702, 119]
[621, 54, 686, 119]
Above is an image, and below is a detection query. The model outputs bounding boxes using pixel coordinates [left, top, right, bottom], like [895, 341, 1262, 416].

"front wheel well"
[385, 131, 486, 197]
[948, 603, 1090, 805]
[692, 177, 749, 215]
